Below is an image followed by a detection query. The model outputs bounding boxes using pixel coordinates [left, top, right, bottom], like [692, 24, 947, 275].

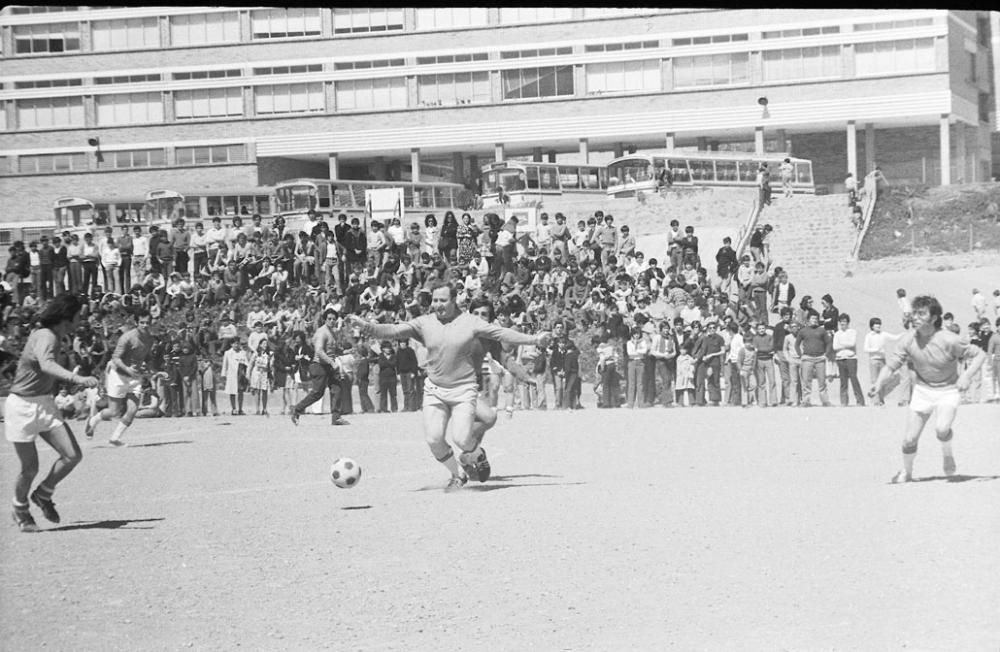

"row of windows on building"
[7, 39, 942, 130]
[6, 10, 945, 57]
[3, 143, 246, 175]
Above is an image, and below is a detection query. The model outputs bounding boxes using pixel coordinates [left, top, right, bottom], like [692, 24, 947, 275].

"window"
[173, 69, 242, 81]
[110, 148, 166, 169]
[94, 73, 160, 85]
[10, 6, 77, 13]
[979, 92, 990, 123]
[17, 97, 85, 129]
[499, 47, 572, 60]
[762, 26, 840, 39]
[14, 78, 83, 88]
[499, 8, 574, 24]
[415, 8, 488, 30]
[586, 40, 659, 52]
[583, 8, 651, 18]
[170, 12, 240, 47]
[854, 18, 934, 32]
[854, 38, 935, 76]
[332, 8, 404, 34]
[416, 53, 489, 65]
[255, 83, 325, 114]
[501, 66, 574, 100]
[175, 144, 247, 165]
[333, 59, 405, 71]
[95, 92, 163, 126]
[254, 64, 323, 75]
[969, 52, 977, 81]
[174, 87, 244, 119]
[13, 23, 81, 54]
[586, 60, 660, 94]
[761, 46, 842, 82]
[977, 16, 989, 47]
[251, 8, 321, 39]
[19, 153, 89, 174]
[672, 33, 748, 46]
[335, 78, 407, 111]
[417, 72, 491, 107]
[92, 17, 158, 50]
[673, 53, 750, 88]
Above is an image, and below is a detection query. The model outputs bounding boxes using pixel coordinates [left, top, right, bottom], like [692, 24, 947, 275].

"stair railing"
[734, 195, 763, 259]
[850, 170, 879, 259]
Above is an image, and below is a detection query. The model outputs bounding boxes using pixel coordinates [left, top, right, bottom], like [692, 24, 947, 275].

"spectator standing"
[199, 355, 219, 417]
[396, 338, 418, 411]
[354, 339, 376, 413]
[624, 327, 648, 408]
[80, 233, 100, 295]
[131, 225, 149, 286]
[376, 340, 398, 413]
[27, 241, 41, 300]
[724, 321, 744, 406]
[117, 226, 133, 291]
[783, 320, 804, 406]
[796, 312, 833, 407]
[693, 321, 724, 406]
[38, 237, 54, 301]
[751, 322, 776, 407]
[221, 339, 248, 415]
[549, 213, 571, 265]
[100, 237, 121, 295]
[248, 339, 273, 415]
[52, 236, 68, 296]
[863, 317, 901, 406]
[832, 314, 865, 406]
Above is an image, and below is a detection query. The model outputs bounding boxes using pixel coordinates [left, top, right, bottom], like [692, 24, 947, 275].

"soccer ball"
[330, 457, 362, 489]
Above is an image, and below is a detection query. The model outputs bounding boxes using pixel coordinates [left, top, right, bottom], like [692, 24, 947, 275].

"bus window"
[559, 168, 580, 190]
[332, 185, 354, 209]
[526, 166, 540, 190]
[253, 195, 271, 216]
[796, 162, 812, 184]
[540, 167, 559, 191]
[689, 160, 713, 181]
[716, 160, 738, 182]
[184, 197, 202, 219]
[434, 185, 452, 208]
[737, 161, 757, 183]
[668, 160, 690, 183]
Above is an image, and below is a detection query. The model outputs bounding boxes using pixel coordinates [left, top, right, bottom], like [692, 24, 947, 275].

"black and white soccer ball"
[330, 457, 362, 489]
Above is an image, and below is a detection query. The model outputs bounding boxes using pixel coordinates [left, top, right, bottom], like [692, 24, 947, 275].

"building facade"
[0, 7, 996, 224]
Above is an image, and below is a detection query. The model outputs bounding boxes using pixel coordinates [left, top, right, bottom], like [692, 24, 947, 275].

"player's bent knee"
[936, 428, 953, 442]
[901, 442, 919, 455]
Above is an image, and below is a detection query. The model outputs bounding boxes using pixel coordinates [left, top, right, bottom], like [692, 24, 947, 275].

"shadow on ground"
[46, 518, 165, 532]
[412, 474, 585, 493]
[912, 474, 1000, 484]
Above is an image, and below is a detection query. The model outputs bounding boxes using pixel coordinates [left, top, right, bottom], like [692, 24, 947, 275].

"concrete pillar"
[532, 147, 543, 162]
[709, 141, 720, 152]
[613, 143, 624, 158]
[665, 132, 675, 151]
[578, 138, 590, 163]
[846, 121, 857, 179]
[864, 123, 875, 175]
[451, 152, 464, 184]
[954, 121, 966, 183]
[410, 148, 421, 182]
[547, 150, 556, 163]
[754, 127, 764, 155]
[374, 156, 387, 181]
[494, 143, 504, 162]
[939, 114, 950, 186]
[328, 153, 339, 181]
[696, 137, 708, 151]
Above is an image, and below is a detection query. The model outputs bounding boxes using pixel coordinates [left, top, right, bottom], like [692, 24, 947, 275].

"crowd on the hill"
[2, 204, 999, 422]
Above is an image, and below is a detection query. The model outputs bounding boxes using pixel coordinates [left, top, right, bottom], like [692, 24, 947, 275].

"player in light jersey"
[349, 281, 550, 490]
[85, 311, 154, 446]
[6, 294, 100, 532]
[870, 295, 987, 483]
[290, 308, 349, 426]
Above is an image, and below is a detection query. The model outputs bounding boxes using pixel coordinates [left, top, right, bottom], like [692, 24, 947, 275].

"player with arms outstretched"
[6, 294, 100, 532]
[85, 311, 154, 446]
[349, 282, 550, 490]
[870, 295, 987, 483]
[290, 308, 349, 426]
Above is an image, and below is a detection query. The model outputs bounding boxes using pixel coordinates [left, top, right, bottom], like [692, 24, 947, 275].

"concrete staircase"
[756, 193, 857, 281]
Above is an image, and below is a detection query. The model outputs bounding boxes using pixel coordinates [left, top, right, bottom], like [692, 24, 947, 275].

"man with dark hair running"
[85, 310, 154, 446]
[871, 295, 987, 483]
[349, 282, 550, 490]
[290, 308, 349, 426]
[6, 294, 100, 532]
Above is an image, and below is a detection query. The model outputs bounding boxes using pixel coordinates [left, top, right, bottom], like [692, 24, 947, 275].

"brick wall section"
[0, 164, 258, 222]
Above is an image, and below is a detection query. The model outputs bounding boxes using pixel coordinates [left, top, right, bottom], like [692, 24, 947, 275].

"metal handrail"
[734, 196, 762, 259]
[850, 171, 879, 259]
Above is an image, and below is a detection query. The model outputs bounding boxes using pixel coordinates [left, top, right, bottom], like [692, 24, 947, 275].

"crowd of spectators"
[2, 202, 999, 423]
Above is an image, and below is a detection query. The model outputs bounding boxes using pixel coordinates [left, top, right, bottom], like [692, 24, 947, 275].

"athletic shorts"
[4, 394, 64, 443]
[909, 384, 960, 414]
[106, 366, 143, 399]
[422, 379, 478, 411]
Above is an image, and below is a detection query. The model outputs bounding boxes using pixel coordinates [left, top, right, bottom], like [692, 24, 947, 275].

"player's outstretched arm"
[36, 333, 99, 388]
[347, 314, 419, 342]
[956, 345, 988, 391]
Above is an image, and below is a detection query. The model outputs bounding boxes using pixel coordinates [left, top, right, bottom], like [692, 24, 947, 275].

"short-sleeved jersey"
[10, 328, 74, 396]
[113, 328, 155, 368]
[886, 328, 979, 388]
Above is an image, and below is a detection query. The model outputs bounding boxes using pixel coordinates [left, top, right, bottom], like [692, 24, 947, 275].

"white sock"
[111, 422, 129, 441]
[903, 452, 916, 477]
[87, 412, 102, 429]
[940, 439, 954, 459]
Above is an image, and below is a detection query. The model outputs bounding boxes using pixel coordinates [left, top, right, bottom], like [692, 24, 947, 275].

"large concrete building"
[0, 7, 996, 225]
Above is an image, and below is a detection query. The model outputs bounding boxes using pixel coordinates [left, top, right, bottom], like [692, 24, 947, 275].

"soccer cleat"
[473, 448, 491, 482]
[84, 420, 95, 439]
[290, 411, 300, 426]
[943, 455, 957, 477]
[444, 474, 468, 493]
[30, 490, 60, 524]
[12, 507, 40, 533]
[108, 439, 127, 447]
[331, 417, 349, 426]
[890, 470, 912, 484]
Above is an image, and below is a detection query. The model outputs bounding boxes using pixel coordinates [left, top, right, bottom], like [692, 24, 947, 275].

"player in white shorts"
[871, 295, 987, 483]
[349, 281, 550, 490]
[5, 294, 100, 532]
[85, 312, 155, 446]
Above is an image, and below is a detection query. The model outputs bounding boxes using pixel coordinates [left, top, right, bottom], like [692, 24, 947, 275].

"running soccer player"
[349, 282, 550, 490]
[290, 307, 349, 426]
[870, 295, 987, 483]
[85, 311, 155, 446]
[6, 294, 100, 532]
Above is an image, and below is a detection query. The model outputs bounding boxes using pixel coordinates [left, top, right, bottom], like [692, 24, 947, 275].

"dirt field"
[1, 399, 998, 651]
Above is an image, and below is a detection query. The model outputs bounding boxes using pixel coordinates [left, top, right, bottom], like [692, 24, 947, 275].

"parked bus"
[0, 220, 60, 269]
[606, 151, 815, 198]
[479, 161, 608, 207]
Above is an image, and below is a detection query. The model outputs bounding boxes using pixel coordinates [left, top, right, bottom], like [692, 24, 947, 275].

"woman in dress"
[421, 214, 439, 258]
[456, 212, 480, 266]
[248, 339, 273, 416]
[291, 330, 313, 407]
[220, 338, 248, 415]
[272, 336, 294, 415]
[438, 211, 459, 264]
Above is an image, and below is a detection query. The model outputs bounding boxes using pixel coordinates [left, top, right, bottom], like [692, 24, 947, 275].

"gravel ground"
[2, 401, 998, 651]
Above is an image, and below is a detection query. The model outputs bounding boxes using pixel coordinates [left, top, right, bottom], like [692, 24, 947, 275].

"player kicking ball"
[348, 282, 550, 491]
[5, 295, 100, 532]
[870, 295, 987, 483]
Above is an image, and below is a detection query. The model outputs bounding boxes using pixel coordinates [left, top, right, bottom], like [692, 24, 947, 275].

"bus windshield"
[607, 158, 653, 186]
[483, 168, 527, 194]
[275, 183, 317, 214]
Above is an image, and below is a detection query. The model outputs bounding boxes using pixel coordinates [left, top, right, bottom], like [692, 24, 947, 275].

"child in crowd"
[674, 343, 695, 407]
